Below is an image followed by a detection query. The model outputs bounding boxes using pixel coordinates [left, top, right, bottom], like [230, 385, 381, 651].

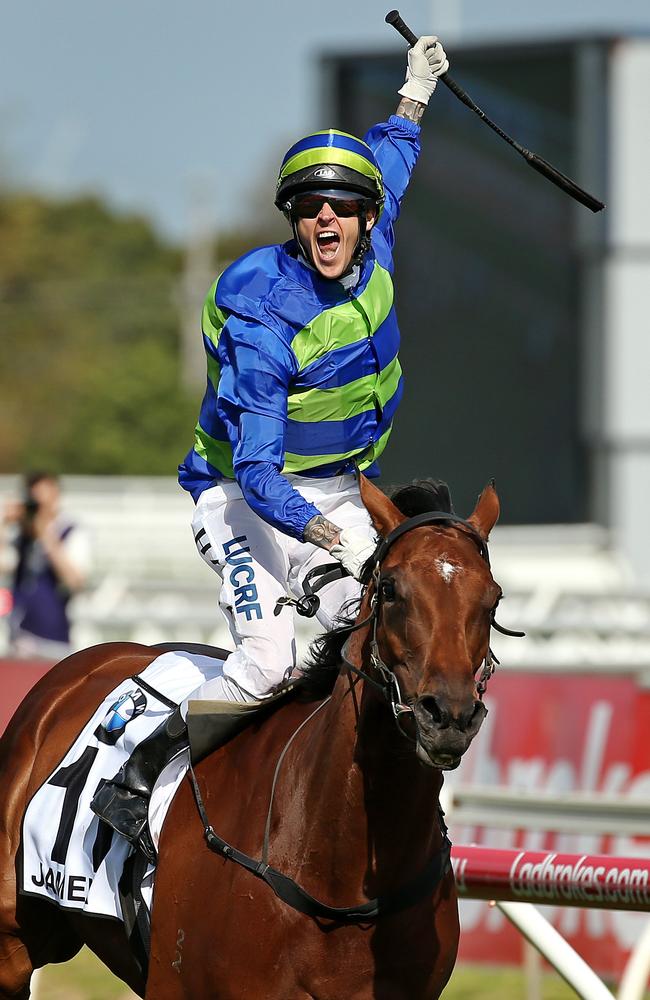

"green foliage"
[0, 189, 292, 475]
[444, 965, 582, 998]
[34, 947, 137, 999]
[0, 193, 197, 474]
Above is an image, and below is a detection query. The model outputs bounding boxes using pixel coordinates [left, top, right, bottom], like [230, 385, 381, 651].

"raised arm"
[365, 36, 448, 246]
[395, 35, 448, 126]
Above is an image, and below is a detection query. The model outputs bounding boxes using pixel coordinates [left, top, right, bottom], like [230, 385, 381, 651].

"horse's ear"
[467, 481, 500, 540]
[359, 473, 405, 538]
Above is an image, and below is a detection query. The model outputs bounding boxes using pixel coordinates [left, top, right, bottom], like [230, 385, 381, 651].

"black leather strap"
[131, 674, 179, 711]
[375, 511, 489, 565]
[303, 561, 348, 596]
[274, 562, 348, 619]
[188, 762, 451, 922]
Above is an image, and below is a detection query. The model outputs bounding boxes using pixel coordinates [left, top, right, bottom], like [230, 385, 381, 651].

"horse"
[0, 473, 506, 999]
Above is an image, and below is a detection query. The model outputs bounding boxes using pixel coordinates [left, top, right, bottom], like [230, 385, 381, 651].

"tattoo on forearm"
[396, 97, 426, 124]
[304, 515, 341, 549]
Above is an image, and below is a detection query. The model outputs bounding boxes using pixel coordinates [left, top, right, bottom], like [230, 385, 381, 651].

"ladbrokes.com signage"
[447, 672, 650, 975]
[452, 845, 650, 908]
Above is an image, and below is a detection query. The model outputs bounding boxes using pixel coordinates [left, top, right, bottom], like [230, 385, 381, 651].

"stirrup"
[92, 783, 157, 863]
[92, 782, 149, 838]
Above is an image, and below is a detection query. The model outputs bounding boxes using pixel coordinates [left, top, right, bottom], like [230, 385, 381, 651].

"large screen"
[325, 41, 587, 523]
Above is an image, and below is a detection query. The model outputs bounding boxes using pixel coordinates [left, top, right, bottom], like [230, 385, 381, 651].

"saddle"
[152, 641, 302, 763]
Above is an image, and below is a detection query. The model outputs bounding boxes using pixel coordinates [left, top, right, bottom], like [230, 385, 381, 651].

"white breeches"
[180, 474, 373, 714]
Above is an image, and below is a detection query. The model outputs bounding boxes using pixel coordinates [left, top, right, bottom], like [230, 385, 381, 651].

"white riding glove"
[398, 35, 449, 106]
[330, 527, 377, 581]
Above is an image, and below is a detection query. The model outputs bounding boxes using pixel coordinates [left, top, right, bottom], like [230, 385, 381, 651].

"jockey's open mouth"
[315, 229, 341, 261]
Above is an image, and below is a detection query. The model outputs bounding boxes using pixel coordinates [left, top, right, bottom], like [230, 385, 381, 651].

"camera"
[24, 498, 40, 520]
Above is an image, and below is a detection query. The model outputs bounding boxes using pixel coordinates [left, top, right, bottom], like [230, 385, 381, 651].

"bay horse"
[0, 474, 506, 999]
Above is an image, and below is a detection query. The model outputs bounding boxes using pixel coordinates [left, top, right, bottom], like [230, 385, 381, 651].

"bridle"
[280, 510, 525, 739]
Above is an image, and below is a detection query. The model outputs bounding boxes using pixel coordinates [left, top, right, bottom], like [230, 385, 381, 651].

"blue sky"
[2, 0, 648, 241]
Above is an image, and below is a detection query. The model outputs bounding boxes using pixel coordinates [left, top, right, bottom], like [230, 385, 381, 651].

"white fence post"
[496, 900, 616, 1000]
[617, 918, 650, 1000]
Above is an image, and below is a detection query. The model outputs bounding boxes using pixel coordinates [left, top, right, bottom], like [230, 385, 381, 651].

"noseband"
[282, 511, 525, 738]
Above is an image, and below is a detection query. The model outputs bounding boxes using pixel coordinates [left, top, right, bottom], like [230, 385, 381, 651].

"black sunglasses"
[291, 193, 368, 219]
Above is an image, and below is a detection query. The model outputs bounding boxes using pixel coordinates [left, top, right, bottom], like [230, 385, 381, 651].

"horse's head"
[348, 475, 503, 770]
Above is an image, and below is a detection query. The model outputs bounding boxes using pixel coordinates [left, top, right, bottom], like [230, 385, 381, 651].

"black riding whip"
[385, 9, 605, 213]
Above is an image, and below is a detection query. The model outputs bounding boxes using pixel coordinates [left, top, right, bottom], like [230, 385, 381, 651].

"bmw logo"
[95, 689, 147, 745]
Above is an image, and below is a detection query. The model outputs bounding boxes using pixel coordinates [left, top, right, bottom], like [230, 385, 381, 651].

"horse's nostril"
[469, 699, 487, 728]
[419, 695, 447, 727]
[470, 700, 484, 724]
[418, 695, 485, 733]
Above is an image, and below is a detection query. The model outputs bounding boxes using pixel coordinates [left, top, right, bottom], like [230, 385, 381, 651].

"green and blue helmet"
[275, 129, 385, 216]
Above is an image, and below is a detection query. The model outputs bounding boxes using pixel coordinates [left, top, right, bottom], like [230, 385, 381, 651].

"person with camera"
[0, 472, 92, 661]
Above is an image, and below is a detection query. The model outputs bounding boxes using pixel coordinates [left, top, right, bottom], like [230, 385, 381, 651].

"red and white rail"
[451, 845, 650, 1000]
[452, 845, 650, 912]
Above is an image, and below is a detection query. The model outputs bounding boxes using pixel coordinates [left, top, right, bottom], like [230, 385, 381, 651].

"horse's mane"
[300, 480, 453, 698]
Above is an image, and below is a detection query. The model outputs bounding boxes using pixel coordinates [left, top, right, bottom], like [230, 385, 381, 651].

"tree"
[0, 187, 291, 475]
[0, 193, 196, 473]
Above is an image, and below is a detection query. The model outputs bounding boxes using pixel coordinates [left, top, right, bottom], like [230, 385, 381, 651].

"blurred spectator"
[0, 472, 92, 660]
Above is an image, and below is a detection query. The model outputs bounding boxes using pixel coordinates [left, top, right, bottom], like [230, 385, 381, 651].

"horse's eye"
[490, 592, 504, 619]
[380, 578, 396, 601]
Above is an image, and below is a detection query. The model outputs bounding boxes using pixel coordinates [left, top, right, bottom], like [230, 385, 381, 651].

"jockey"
[92, 36, 450, 858]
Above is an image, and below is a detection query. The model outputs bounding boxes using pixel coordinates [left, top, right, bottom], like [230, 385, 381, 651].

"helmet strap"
[352, 210, 372, 265]
[290, 215, 313, 268]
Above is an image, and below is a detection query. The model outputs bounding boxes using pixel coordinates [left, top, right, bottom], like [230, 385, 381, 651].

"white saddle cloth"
[20, 650, 225, 920]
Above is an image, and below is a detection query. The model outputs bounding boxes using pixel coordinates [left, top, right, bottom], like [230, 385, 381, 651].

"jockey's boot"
[91, 706, 187, 862]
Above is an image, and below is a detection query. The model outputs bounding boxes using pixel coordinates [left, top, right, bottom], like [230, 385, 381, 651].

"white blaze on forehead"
[435, 556, 460, 584]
